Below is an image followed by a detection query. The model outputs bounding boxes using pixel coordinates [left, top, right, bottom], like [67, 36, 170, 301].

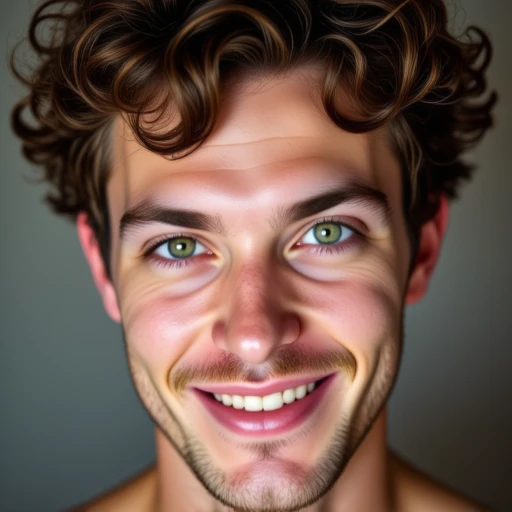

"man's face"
[105, 66, 412, 511]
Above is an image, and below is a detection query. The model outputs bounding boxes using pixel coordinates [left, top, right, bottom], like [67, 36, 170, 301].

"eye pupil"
[314, 223, 342, 244]
[168, 237, 196, 258]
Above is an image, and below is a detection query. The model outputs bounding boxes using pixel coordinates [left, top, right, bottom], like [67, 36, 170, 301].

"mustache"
[171, 345, 357, 394]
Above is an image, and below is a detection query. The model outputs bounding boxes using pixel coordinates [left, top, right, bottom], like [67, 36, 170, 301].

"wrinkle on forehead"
[113, 124, 383, 181]
[112, 131, 385, 213]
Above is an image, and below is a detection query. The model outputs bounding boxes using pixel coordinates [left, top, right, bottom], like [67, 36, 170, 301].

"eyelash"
[142, 216, 365, 270]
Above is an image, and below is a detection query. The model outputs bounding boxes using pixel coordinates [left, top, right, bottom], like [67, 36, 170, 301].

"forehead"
[108, 66, 401, 224]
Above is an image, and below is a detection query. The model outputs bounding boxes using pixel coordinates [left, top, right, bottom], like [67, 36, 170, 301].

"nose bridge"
[213, 260, 300, 364]
[235, 263, 275, 332]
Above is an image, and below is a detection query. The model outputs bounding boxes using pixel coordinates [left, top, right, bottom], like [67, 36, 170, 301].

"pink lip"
[192, 373, 333, 397]
[192, 373, 336, 437]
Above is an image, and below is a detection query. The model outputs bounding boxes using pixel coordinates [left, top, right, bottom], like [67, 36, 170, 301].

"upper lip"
[192, 373, 334, 397]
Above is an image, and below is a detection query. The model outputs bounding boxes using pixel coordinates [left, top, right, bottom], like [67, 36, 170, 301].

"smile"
[192, 373, 336, 436]
[212, 380, 317, 411]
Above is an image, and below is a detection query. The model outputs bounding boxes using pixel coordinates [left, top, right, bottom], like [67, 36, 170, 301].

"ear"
[405, 194, 449, 305]
[76, 211, 121, 323]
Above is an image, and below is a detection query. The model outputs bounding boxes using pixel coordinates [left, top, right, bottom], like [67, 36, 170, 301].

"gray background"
[1, 0, 510, 511]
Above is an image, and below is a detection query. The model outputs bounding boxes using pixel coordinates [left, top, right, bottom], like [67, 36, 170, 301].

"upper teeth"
[213, 381, 317, 412]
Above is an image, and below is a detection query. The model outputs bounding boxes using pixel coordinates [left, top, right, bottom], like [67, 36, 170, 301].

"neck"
[153, 409, 393, 512]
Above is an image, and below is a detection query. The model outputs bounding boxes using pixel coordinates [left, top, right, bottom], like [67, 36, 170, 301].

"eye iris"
[168, 237, 196, 258]
[314, 223, 342, 244]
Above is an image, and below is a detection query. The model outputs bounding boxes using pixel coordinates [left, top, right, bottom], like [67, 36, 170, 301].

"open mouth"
[192, 374, 336, 436]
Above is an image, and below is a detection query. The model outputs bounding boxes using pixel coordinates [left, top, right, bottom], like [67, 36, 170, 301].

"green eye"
[154, 236, 207, 261]
[302, 221, 353, 246]
[167, 237, 196, 258]
[313, 223, 342, 244]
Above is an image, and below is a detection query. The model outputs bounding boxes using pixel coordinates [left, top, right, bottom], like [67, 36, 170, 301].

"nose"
[212, 263, 300, 365]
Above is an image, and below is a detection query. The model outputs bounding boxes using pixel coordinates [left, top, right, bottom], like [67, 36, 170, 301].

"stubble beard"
[179, 414, 354, 512]
[122, 309, 404, 512]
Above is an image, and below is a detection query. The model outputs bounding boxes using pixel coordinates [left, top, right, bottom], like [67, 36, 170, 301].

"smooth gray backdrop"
[1, 0, 510, 511]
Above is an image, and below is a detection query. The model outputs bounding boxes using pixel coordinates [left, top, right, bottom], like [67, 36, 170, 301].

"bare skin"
[69, 463, 489, 512]
[73, 66, 489, 512]
[68, 421, 489, 512]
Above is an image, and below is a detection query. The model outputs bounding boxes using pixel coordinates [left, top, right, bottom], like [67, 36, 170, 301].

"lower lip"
[192, 374, 336, 437]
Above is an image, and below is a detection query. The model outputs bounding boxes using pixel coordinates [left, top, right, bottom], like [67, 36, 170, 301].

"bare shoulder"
[389, 451, 492, 512]
[65, 464, 157, 512]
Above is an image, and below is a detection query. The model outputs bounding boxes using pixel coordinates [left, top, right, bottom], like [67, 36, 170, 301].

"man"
[11, 0, 496, 510]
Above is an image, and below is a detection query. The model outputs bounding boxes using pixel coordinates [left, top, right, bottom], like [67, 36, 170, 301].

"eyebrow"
[119, 179, 392, 241]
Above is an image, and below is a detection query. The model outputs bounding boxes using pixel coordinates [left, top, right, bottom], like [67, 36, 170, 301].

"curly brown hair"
[11, 0, 496, 279]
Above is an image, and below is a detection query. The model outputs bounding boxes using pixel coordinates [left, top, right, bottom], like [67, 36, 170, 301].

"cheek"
[289, 238, 406, 355]
[299, 267, 401, 360]
[326, 284, 396, 345]
[119, 279, 214, 379]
